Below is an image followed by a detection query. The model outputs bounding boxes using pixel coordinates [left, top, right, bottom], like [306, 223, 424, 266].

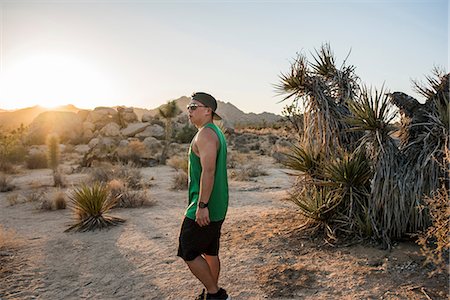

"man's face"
[187, 100, 209, 126]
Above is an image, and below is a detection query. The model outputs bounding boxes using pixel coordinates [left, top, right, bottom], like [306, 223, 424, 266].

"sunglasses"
[186, 103, 208, 111]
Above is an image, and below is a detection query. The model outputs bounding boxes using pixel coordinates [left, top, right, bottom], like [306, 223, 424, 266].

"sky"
[0, 0, 447, 114]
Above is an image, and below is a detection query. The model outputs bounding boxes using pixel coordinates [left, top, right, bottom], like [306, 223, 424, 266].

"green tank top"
[185, 123, 228, 221]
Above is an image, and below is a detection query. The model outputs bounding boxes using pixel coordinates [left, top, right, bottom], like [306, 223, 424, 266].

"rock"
[100, 122, 121, 137]
[86, 107, 119, 129]
[83, 121, 95, 132]
[167, 142, 189, 157]
[136, 124, 165, 139]
[26, 111, 83, 145]
[74, 144, 90, 154]
[143, 136, 163, 154]
[118, 139, 129, 147]
[121, 122, 150, 137]
[141, 112, 154, 123]
[88, 138, 100, 148]
[117, 107, 138, 125]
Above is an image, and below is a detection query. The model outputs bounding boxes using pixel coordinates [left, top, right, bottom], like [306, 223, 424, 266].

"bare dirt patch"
[0, 157, 448, 299]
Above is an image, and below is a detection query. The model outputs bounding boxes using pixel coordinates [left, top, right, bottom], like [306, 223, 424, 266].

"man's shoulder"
[198, 126, 219, 141]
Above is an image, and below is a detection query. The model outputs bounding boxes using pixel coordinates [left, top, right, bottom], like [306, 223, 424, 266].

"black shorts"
[177, 217, 224, 261]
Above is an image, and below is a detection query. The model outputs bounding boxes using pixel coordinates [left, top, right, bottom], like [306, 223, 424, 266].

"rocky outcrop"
[121, 123, 150, 137]
[26, 111, 83, 144]
[100, 122, 121, 137]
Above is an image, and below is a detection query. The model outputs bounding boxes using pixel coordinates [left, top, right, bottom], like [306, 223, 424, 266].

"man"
[177, 92, 230, 300]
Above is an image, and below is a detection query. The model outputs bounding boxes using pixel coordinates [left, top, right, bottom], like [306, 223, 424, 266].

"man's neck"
[195, 119, 213, 129]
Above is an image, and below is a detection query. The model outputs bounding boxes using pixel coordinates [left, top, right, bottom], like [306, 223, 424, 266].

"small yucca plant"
[65, 182, 125, 232]
[282, 143, 323, 179]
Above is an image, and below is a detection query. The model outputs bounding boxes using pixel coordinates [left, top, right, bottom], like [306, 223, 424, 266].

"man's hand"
[196, 207, 210, 227]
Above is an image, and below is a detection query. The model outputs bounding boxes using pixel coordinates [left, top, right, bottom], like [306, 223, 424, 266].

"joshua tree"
[46, 133, 63, 187]
[278, 43, 448, 247]
[158, 100, 181, 164]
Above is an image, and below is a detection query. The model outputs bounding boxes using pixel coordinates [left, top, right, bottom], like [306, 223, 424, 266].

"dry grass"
[167, 155, 188, 173]
[26, 152, 48, 169]
[6, 193, 19, 206]
[40, 190, 67, 210]
[171, 170, 188, 190]
[0, 174, 15, 192]
[0, 161, 18, 174]
[229, 163, 268, 181]
[108, 179, 155, 208]
[25, 190, 44, 203]
[417, 184, 449, 276]
[0, 225, 19, 250]
[53, 190, 67, 209]
[228, 151, 254, 169]
[117, 140, 147, 165]
[90, 163, 143, 189]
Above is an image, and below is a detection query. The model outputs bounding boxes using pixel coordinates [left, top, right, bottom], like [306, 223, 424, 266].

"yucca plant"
[323, 149, 373, 236]
[346, 86, 397, 155]
[276, 43, 360, 156]
[65, 182, 125, 232]
[288, 184, 340, 241]
[282, 143, 323, 179]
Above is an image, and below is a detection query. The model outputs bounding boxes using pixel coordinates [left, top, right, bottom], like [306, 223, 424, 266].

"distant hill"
[137, 96, 281, 127]
[0, 97, 281, 132]
[0, 104, 81, 131]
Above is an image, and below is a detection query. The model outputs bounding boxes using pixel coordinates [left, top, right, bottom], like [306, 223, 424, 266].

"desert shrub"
[0, 225, 19, 250]
[65, 182, 125, 232]
[25, 190, 44, 203]
[227, 151, 250, 169]
[167, 155, 188, 173]
[53, 190, 67, 209]
[117, 140, 147, 165]
[108, 179, 154, 208]
[417, 184, 449, 276]
[0, 161, 18, 174]
[90, 163, 142, 189]
[26, 152, 48, 169]
[89, 163, 114, 183]
[7, 193, 19, 206]
[172, 170, 188, 190]
[174, 123, 197, 143]
[107, 179, 126, 199]
[117, 189, 154, 208]
[115, 163, 143, 189]
[229, 163, 268, 181]
[63, 144, 75, 154]
[40, 197, 53, 210]
[0, 125, 28, 167]
[0, 174, 15, 192]
[40, 190, 66, 210]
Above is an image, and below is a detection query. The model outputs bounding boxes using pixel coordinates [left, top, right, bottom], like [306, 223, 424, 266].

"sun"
[0, 53, 115, 110]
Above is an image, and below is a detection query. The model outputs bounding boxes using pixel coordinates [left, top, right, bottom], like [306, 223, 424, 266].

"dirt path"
[0, 158, 448, 299]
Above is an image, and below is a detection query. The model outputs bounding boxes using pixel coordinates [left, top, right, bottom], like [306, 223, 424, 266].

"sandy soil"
[0, 156, 448, 299]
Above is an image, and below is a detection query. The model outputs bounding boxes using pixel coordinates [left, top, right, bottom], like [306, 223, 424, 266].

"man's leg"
[204, 255, 220, 285]
[186, 256, 219, 294]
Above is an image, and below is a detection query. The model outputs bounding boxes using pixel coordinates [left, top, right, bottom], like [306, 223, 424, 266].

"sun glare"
[0, 53, 115, 110]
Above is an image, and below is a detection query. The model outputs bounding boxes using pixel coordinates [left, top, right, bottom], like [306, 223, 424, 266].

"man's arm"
[195, 127, 219, 226]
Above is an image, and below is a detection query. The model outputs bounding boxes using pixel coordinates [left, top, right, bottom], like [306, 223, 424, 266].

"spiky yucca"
[279, 43, 448, 246]
[276, 44, 360, 155]
[65, 182, 125, 232]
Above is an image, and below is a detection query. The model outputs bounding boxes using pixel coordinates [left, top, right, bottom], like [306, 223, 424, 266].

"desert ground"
[0, 155, 448, 300]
